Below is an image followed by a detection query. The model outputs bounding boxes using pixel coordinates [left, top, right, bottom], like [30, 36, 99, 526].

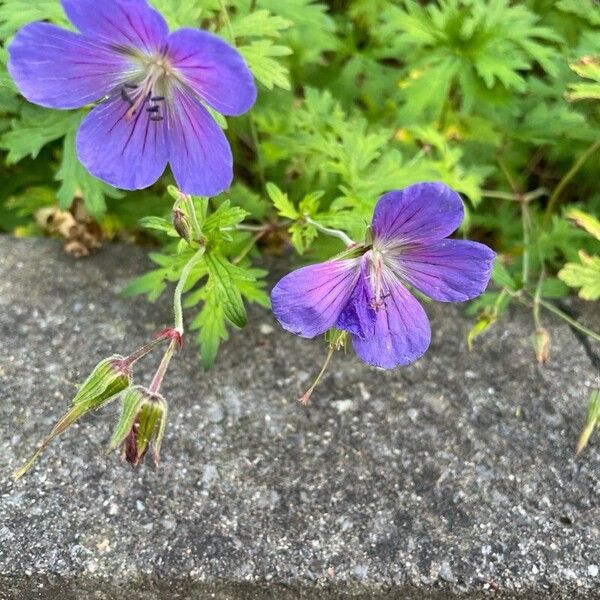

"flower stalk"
[304, 215, 355, 247]
[148, 340, 178, 395]
[173, 247, 206, 334]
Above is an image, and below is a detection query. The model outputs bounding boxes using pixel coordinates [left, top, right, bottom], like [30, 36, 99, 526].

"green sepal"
[135, 397, 164, 457]
[152, 397, 168, 461]
[108, 386, 168, 466]
[72, 355, 131, 410]
[107, 386, 147, 451]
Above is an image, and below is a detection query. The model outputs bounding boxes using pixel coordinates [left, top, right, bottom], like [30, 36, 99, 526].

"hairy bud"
[109, 386, 168, 467]
[172, 208, 191, 243]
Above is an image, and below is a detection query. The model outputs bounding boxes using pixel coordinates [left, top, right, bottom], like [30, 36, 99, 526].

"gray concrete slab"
[0, 236, 598, 599]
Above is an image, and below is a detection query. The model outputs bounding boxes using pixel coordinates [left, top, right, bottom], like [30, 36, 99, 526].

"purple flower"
[7, 0, 256, 196]
[271, 183, 496, 369]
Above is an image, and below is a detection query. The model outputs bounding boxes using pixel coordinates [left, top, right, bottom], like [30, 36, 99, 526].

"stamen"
[120, 87, 135, 106]
[367, 249, 388, 312]
[119, 72, 166, 124]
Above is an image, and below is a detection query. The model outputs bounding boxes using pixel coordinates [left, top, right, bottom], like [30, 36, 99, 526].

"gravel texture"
[0, 236, 598, 599]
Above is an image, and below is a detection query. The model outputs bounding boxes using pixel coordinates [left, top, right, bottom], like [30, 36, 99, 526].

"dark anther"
[120, 88, 134, 106]
[146, 106, 160, 113]
[151, 96, 165, 102]
[124, 83, 138, 89]
[150, 115, 164, 122]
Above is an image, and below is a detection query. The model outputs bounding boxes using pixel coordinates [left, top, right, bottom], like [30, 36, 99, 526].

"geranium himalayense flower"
[7, 0, 256, 196]
[271, 183, 495, 369]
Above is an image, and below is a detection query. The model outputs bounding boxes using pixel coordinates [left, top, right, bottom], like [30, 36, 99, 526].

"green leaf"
[139, 216, 179, 237]
[567, 56, 600, 101]
[266, 182, 298, 219]
[0, 0, 68, 37]
[289, 221, 317, 255]
[56, 129, 123, 218]
[148, 0, 204, 28]
[491, 259, 518, 292]
[557, 0, 600, 25]
[467, 314, 496, 351]
[204, 252, 248, 327]
[237, 276, 270, 308]
[299, 190, 323, 216]
[0, 106, 80, 164]
[239, 40, 292, 90]
[257, 0, 337, 63]
[558, 251, 600, 300]
[191, 285, 229, 370]
[384, 0, 563, 116]
[121, 270, 169, 302]
[232, 9, 292, 39]
[202, 200, 248, 235]
[565, 208, 600, 240]
[539, 278, 569, 299]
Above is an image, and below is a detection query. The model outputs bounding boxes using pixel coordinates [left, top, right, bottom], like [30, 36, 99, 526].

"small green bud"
[172, 208, 191, 243]
[108, 386, 168, 467]
[13, 356, 132, 480]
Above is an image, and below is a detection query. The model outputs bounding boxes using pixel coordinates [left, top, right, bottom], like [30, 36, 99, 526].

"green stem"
[298, 343, 337, 405]
[249, 116, 266, 190]
[542, 138, 600, 228]
[535, 297, 600, 343]
[481, 188, 548, 202]
[498, 158, 534, 289]
[533, 269, 543, 330]
[532, 231, 547, 330]
[173, 248, 206, 334]
[521, 202, 532, 287]
[498, 158, 520, 195]
[406, 147, 428, 169]
[233, 230, 267, 265]
[304, 215, 355, 247]
[234, 223, 271, 232]
[217, 0, 235, 43]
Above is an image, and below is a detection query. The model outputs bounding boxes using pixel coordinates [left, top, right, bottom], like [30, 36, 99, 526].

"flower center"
[120, 55, 173, 123]
[367, 249, 387, 312]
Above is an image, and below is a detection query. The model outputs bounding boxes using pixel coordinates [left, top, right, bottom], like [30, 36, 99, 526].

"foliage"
[558, 208, 600, 300]
[1, 0, 600, 373]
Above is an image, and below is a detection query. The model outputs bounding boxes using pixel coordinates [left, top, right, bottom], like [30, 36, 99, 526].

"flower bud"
[13, 356, 132, 480]
[109, 386, 168, 467]
[533, 327, 550, 364]
[172, 208, 191, 243]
